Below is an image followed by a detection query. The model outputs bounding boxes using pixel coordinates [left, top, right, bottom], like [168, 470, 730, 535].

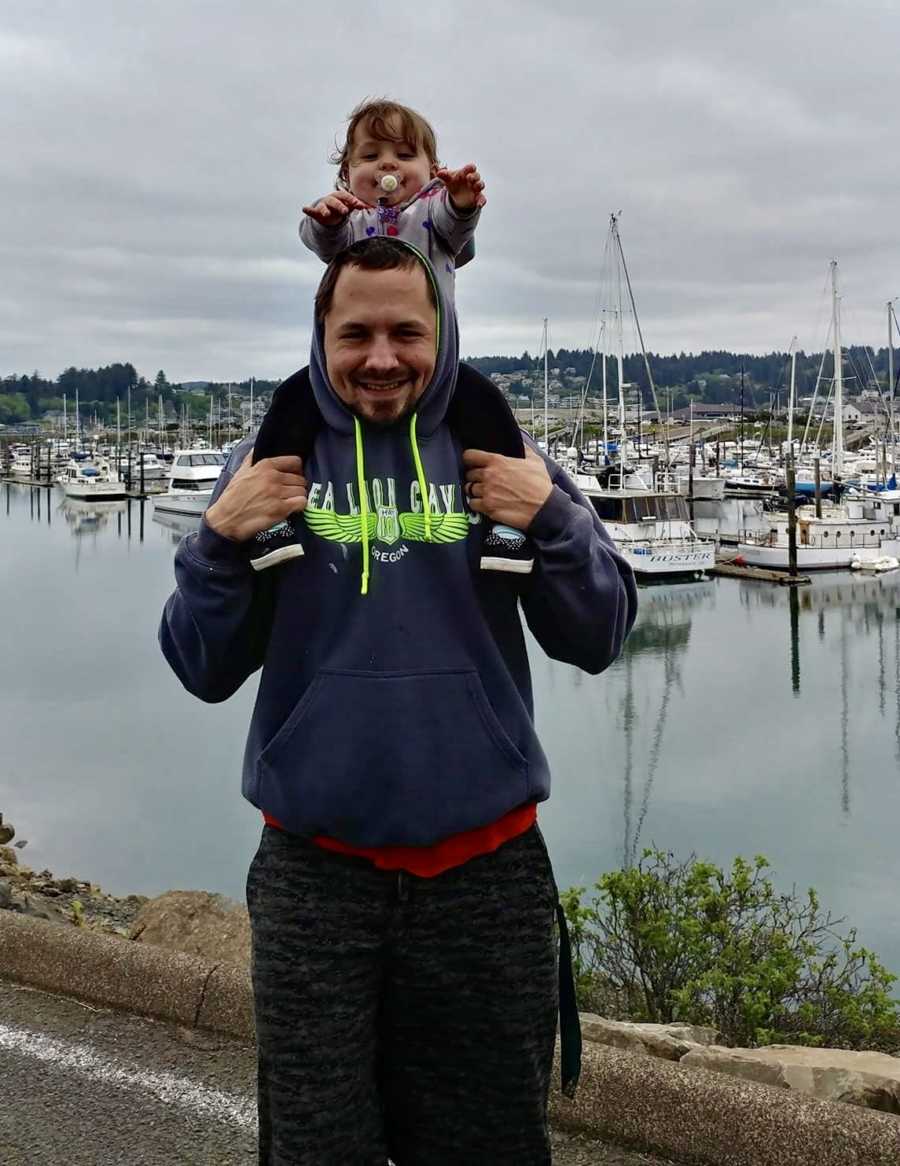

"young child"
[250, 99, 533, 575]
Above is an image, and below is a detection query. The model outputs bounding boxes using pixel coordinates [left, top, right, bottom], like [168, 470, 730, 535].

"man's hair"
[331, 98, 439, 190]
[314, 238, 437, 324]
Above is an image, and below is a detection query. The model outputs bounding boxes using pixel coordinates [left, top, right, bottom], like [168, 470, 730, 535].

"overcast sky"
[4, 0, 900, 383]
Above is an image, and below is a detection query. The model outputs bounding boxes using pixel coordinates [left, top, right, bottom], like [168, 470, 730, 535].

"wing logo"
[304, 506, 469, 547]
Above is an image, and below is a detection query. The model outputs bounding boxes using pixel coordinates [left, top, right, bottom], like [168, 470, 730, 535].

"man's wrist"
[204, 502, 242, 543]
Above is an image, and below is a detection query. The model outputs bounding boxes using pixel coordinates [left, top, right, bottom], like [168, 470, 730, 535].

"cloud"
[2, 0, 900, 380]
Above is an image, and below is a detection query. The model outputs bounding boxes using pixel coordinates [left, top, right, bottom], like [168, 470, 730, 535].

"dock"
[712, 561, 811, 585]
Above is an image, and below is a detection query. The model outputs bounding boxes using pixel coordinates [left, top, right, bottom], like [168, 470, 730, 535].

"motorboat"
[57, 458, 127, 501]
[153, 449, 226, 517]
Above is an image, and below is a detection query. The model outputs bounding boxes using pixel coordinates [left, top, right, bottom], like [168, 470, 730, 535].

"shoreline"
[0, 828, 146, 937]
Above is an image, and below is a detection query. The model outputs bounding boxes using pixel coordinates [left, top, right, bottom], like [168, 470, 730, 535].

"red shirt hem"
[261, 802, 538, 878]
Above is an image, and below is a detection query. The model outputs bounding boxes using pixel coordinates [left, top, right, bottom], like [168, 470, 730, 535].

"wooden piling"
[786, 455, 798, 578]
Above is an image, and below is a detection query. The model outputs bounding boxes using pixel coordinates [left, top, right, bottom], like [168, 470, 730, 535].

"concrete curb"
[0, 910, 254, 1042]
[2, 911, 898, 1164]
[549, 1042, 900, 1166]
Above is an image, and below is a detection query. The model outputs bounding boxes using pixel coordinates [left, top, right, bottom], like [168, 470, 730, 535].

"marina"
[2, 476, 899, 980]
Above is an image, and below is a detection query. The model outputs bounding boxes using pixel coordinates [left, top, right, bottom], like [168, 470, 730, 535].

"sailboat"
[575, 215, 715, 580]
[735, 262, 900, 569]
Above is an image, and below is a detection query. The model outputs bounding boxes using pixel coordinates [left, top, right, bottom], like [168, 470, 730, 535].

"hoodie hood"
[308, 240, 459, 439]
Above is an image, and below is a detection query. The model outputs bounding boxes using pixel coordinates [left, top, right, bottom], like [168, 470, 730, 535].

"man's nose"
[363, 335, 400, 371]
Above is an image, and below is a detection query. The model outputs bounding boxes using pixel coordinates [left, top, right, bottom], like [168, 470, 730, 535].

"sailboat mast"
[543, 318, 549, 452]
[831, 261, 844, 478]
[888, 300, 895, 478]
[787, 338, 797, 453]
[602, 325, 608, 457]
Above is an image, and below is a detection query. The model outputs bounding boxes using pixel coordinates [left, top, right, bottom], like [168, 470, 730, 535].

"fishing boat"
[153, 449, 225, 517]
[579, 473, 715, 578]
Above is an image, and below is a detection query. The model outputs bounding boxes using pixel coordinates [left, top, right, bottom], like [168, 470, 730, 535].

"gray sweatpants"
[246, 823, 559, 1165]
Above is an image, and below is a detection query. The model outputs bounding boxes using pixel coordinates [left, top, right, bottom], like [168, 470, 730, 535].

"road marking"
[0, 1021, 257, 1130]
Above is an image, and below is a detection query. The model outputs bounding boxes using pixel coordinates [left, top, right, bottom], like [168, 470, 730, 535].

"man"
[159, 237, 637, 1165]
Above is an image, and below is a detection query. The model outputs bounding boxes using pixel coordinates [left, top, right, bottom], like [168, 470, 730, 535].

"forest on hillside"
[2, 346, 897, 425]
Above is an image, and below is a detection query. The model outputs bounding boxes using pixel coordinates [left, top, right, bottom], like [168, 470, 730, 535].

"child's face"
[347, 121, 434, 206]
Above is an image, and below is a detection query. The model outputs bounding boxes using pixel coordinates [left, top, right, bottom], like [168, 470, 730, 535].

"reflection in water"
[60, 497, 128, 537]
[619, 583, 708, 867]
[59, 497, 129, 574]
[152, 509, 202, 544]
[789, 587, 800, 696]
[896, 610, 900, 764]
[840, 609, 850, 817]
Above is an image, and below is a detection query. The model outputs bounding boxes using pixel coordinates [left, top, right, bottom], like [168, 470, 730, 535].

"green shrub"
[561, 849, 900, 1051]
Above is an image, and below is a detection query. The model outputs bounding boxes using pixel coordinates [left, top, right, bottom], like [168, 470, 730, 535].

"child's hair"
[331, 99, 439, 190]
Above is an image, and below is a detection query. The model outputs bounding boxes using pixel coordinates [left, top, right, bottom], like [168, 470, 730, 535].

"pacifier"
[379, 174, 399, 193]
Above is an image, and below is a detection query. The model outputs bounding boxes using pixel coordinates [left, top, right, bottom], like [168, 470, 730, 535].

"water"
[2, 482, 899, 975]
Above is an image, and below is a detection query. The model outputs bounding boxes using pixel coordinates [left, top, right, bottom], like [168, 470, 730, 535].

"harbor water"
[2, 482, 899, 975]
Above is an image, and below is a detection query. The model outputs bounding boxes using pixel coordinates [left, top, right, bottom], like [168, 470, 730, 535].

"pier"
[711, 561, 811, 585]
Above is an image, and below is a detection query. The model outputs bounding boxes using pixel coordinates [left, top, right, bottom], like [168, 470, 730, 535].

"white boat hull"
[617, 543, 716, 577]
[735, 540, 900, 570]
[153, 492, 213, 517]
[62, 482, 127, 501]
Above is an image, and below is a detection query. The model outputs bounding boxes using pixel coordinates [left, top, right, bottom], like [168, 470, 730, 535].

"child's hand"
[435, 164, 487, 211]
[302, 190, 368, 226]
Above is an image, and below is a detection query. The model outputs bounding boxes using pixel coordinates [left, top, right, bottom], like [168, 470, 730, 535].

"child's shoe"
[249, 519, 305, 571]
[481, 523, 534, 574]
[248, 367, 322, 572]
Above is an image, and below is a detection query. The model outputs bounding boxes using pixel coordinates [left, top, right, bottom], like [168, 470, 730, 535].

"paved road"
[0, 979, 677, 1165]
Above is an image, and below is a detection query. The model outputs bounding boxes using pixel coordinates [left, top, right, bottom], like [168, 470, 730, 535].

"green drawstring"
[354, 417, 370, 595]
[409, 413, 432, 542]
[353, 412, 432, 596]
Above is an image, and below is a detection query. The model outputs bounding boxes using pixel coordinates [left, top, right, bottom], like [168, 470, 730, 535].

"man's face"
[323, 263, 437, 426]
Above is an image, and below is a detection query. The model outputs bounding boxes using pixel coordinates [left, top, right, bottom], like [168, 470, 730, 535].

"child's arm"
[429, 164, 486, 262]
[299, 190, 368, 261]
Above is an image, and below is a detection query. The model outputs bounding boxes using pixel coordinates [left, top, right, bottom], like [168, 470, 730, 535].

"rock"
[129, 890, 251, 968]
[1, 881, 67, 924]
[0, 814, 14, 845]
[579, 1014, 720, 1062]
[680, 1043, 900, 1115]
[0, 845, 17, 868]
[13, 839, 27, 849]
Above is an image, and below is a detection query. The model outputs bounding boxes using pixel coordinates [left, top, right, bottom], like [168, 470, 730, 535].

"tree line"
[3, 346, 897, 426]
[465, 346, 897, 411]
[0, 365, 280, 426]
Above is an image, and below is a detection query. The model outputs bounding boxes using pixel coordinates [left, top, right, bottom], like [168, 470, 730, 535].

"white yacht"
[57, 458, 127, 501]
[154, 449, 226, 517]
[8, 446, 33, 479]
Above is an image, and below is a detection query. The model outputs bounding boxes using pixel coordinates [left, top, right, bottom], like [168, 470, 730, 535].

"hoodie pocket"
[257, 668, 529, 847]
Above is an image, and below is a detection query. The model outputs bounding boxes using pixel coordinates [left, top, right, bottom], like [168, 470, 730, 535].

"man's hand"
[302, 190, 368, 226]
[205, 455, 308, 543]
[435, 163, 487, 211]
[463, 447, 552, 530]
